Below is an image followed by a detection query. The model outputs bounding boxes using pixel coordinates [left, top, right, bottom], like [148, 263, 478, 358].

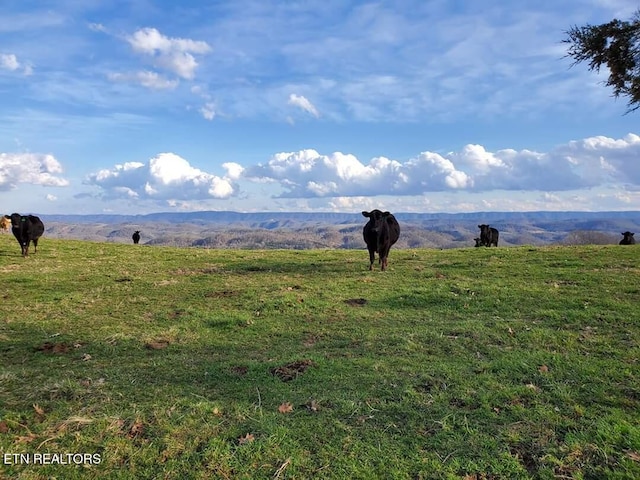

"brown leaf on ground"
[238, 433, 255, 444]
[16, 433, 37, 444]
[278, 402, 293, 414]
[306, 399, 320, 412]
[33, 404, 45, 417]
[127, 419, 145, 438]
[539, 365, 549, 373]
[0, 421, 9, 433]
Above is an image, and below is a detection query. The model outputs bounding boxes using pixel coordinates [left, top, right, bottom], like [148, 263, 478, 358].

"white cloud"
[0, 153, 69, 191]
[559, 133, 640, 184]
[86, 152, 237, 201]
[1, 53, 19, 70]
[288, 94, 319, 117]
[200, 102, 216, 120]
[88, 23, 108, 33]
[222, 162, 244, 180]
[126, 27, 211, 80]
[108, 71, 179, 90]
[1, 53, 32, 75]
[242, 134, 640, 198]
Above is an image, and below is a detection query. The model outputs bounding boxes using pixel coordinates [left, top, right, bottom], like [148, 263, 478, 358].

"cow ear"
[362, 211, 371, 217]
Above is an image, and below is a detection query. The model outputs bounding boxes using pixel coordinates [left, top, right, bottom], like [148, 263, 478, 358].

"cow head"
[474, 237, 483, 247]
[362, 210, 390, 232]
[9, 213, 23, 228]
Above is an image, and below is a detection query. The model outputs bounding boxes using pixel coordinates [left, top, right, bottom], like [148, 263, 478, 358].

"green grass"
[0, 235, 639, 479]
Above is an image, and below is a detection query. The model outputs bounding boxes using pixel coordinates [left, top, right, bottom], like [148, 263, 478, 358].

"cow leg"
[368, 247, 376, 270]
[32, 238, 38, 254]
[379, 246, 390, 271]
[22, 240, 29, 257]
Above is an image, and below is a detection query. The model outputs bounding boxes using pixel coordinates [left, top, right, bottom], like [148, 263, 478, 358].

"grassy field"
[0, 233, 639, 479]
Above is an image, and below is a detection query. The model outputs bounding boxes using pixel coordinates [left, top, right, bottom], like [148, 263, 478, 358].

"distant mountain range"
[42, 209, 640, 225]
[40, 210, 640, 249]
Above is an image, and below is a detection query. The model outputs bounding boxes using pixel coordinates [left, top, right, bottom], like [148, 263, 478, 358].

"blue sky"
[1, 0, 639, 215]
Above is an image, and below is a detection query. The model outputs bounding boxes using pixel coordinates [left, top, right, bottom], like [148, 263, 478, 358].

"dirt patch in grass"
[344, 298, 367, 306]
[270, 359, 314, 382]
[35, 342, 72, 354]
[303, 334, 320, 347]
[230, 365, 248, 376]
[205, 290, 239, 298]
[145, 339, 170, 350]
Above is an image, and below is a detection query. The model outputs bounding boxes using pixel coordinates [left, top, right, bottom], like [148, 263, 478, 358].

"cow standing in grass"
[478, 224, 499, 247]
[619, 231, 635, 245]
[474, 237, 483, 247]
[6, 213, 45, 257]
[0, 216, 10, 232]
[132, 231, 141, 244]
[362, 210, 400, 271]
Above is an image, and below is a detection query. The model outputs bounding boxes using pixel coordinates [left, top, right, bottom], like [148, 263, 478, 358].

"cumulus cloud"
[85, 152, 237, 201]
[243, 134, 640, 198]
[0, 153, 69, 191]
[558, 133, 640, 184]
[244, 148, 472, 197]
[126, 27, 211, 80]
[288, 94, 319, 117]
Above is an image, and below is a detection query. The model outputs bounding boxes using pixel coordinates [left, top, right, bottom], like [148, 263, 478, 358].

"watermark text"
[3, 453, 101, 465]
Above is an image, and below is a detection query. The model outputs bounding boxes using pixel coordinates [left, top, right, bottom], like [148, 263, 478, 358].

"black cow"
[478, 224, 499, 247]
[474, 237, 483, 247]
[362, 210, 400, 271]
[6, 213, 45, 257]
[619, 231, 635, 245]
[132, 231, 141, 244]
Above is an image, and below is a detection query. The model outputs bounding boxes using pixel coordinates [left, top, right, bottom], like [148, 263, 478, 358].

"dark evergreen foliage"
[564, 10, 640, 112]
